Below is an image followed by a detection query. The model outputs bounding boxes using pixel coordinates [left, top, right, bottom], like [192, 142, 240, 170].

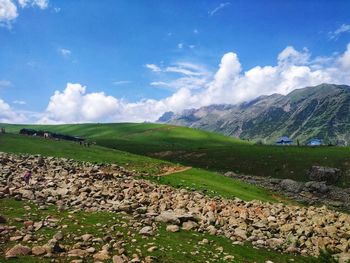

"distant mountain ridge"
[158, 84, 350, 145]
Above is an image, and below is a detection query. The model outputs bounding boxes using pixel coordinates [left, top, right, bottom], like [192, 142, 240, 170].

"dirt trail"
[158, 166, 192, 176]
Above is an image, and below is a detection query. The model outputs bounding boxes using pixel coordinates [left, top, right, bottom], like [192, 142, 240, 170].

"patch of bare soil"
[150, 151, 185, 158]
[151, 151, 206, 159]
[157, 165, 192, 176]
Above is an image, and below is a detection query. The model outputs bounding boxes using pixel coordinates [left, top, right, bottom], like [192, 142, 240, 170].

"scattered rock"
[182, 221, 198, 231]
[155, 211, 180, 225]
[86, 247, 96, 253]
[166, 224, 180, 232]
[5, 244, 31, 258]
[53, 231, 63, 241]
[2, 152, 350, 259]
[234, 228, 247, 240]
[280, 179, 302, 193]
[81, 233, 93, 242]
[139, 226, 154, 236]
[93, 249, 111, 261]
[147, 246, 157, 252]
[67, 249, 88, 258]
[32, 246, 46, 256]
[113, 255, 125, 263]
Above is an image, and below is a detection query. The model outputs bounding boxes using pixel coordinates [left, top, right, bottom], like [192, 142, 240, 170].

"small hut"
[276, 136, 293, 145]
[307, 138, 322, 146]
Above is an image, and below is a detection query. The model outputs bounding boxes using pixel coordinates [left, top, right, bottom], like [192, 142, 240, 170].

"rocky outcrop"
[2, 152, 350, 260]
[309, 166, 342, 184]
[224, 172, 350, 210]
[280, 179, 303, 193]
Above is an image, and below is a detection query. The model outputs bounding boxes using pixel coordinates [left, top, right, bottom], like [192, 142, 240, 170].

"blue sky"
[1, 0, 350, 123]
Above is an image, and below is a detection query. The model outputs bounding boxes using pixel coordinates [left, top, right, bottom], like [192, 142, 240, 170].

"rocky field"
[1, 152, 350, 262]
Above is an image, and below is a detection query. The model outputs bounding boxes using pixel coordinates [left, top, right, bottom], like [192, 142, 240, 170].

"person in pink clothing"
[23, 170, 32, 185]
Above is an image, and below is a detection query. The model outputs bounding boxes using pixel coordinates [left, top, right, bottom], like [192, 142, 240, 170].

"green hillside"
[0, 133, 278, 203]
[2, 122, 350, 186]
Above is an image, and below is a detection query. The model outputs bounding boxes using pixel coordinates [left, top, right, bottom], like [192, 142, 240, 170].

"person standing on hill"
[23, 170, 32, 185]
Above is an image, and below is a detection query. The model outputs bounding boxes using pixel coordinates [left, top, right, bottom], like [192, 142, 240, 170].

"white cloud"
[165, 63, 208, 76]
[4, 43, 350, 124]
[339, 43, 350, 70]
[193, 29, 198, 34]
[39, 83, 120, 123]
[145, 63, 161, 72]
[0, 0, 48, 28]
[0, 98, 27, 123]
[112, 80, 131, 86]
[151, 76, 209, 91]
[60, 48, 71, 59]
[0, 0, 18, 27]
[209, 2, 230, 16]
[329, 24, 350, 40]
[18, 0, 48, 9]
[13, 100, 26, 105]
[177, 43, 184, 49]
[0, 79, 11, 87]
[277, 46, 310, 66]
[149, 62, 210, 90]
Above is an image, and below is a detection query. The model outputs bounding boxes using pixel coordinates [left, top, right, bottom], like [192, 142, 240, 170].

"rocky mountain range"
[158, 83, 350, 144]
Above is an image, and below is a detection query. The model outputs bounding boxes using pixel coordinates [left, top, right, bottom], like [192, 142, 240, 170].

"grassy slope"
[0, 198, 318, 263]
[0, 133, 278, 202]
[3, 123, 350, 186]
[0, 133, 170, 174]
[143, 169, 277, 203]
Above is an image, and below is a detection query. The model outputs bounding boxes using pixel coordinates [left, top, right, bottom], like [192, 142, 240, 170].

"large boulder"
[155, 211, 180, 225]
[308, 166, 342, 184]
[304, 181, 329, 193]
[280, 179, 302, 193]
[5, 244, 31, 258]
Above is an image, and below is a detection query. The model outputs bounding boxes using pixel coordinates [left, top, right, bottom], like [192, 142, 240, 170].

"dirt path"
[157, 165, 192, 176]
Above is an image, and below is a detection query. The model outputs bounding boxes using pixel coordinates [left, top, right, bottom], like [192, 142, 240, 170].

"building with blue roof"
[276, 136, 293, 145]
[307, 138, 323, 146]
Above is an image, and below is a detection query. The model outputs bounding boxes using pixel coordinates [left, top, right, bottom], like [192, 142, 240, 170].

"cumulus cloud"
[0, 98, 27, 123]
[4, 43, 350, 124]
[39, 83, 120, 123]
[339, 43, 350, 70]
[0, 0, 48, 28]
[18, 0, 48, 9]
[0, 0, 18, 27]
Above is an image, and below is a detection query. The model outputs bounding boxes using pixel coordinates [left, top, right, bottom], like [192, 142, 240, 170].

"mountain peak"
[160, 83, 350, 144]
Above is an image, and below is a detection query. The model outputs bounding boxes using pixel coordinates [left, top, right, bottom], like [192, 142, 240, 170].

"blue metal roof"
[276, 136, 293, 143]
[307, 138, 322, 145]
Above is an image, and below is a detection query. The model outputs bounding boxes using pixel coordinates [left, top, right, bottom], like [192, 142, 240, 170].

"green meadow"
[3, 123, 350, 186]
